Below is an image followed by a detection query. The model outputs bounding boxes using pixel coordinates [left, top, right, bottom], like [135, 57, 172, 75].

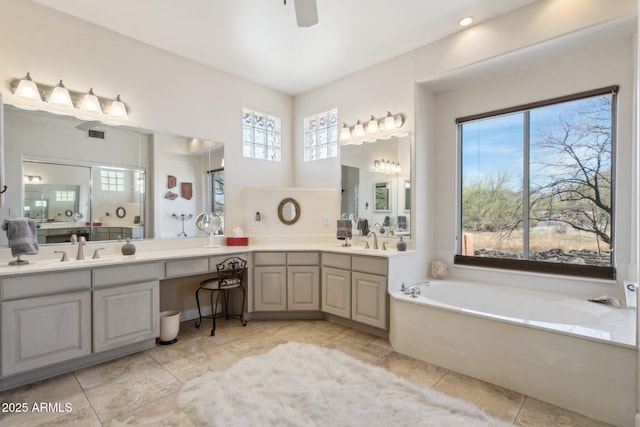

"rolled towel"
[336, 219, 352, 240]
[2, 218, 39, 257]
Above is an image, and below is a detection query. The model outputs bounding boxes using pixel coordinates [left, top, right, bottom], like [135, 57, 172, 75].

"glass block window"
[242, 108, 281, 161]
[55, 191, 75, 202]
[304, 109, 338, 161]
[100, 170, 125, 192]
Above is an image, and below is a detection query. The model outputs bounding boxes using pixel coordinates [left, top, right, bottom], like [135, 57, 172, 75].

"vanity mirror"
[278, 198, 300, 225]
[341, 134, 411, 238]
[3, 104, 224, 245]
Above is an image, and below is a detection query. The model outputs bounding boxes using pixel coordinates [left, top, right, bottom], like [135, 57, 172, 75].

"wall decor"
[168, 175, 177, 188]
[165, 191, 178, 200]
[181, 182, 193, 200]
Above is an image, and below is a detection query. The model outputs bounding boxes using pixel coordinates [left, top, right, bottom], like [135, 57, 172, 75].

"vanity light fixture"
[339, 123, 352, 141]
[366, 115, 379, 133]
[48, 80, 74, 108]
[108, 95, 128, 120]
[14, 73, 42, 102]
[80, 88, 103, 114]
[10, 73, 129, 123]
[24, 175, 42, 183]
[382, 111, 395, 130]
[339, 111, 405, 144]
[372, 159, 401, 174]
[353, 120, 366, 137]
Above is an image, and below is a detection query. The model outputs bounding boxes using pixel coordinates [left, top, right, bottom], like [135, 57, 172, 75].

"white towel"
[2, 218, 39, 257]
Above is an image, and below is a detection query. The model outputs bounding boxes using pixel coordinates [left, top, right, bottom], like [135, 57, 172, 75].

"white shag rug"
[177, 342, 511, 426]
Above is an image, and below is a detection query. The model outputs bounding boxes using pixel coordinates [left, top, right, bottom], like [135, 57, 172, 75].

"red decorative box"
[226, 237, 249, 246]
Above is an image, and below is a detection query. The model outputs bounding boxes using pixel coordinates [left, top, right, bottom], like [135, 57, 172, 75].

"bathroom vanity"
[0, 240, 413, 391]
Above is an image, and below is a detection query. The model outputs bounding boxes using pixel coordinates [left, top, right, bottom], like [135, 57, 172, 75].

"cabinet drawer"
[322, 253, 351, 270]
[93, 262, 160, 288]
[287, 252, 319, 266]
[352, 256, 387, 276]
[254, 252, 286, 266]
[1, 270, 91, 300]
[165, 257, 210, 278]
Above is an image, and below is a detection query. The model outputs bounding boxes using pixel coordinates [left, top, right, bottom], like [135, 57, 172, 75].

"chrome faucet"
[76, 236, 86, 260]
[367, 231, 378, 250]
[401, 281, 428, 298]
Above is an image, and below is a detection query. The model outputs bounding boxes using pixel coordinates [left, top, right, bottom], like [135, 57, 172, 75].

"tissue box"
[226, 237, 249, 246]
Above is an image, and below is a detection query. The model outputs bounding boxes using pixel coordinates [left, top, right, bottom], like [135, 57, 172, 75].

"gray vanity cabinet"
[92, 263, 159, 352]
[253, 252, 320, 311]
[0, 271, 92, 376]
[321, 254, 352, 318]
[322, 254, 388, 330]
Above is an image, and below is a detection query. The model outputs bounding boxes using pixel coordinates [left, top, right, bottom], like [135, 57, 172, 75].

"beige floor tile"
[103, 394, 198, 427]
[374, 351, 448, 387]
[270, 319, 349, 345]
[74, 351, 161, 390]
[327, 339, 392, 364]
[515, 397, 613, 427]
[147, 337, 240, 382]
[30, 405, 102, 427]
[434, 371, 524, 422]
[84, 363, 181, 422]
[0, 374, 93, 427]
[334, 327, 380, 346]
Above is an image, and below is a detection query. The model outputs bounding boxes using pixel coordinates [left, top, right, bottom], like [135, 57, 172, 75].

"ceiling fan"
[284, 0, 318, 28]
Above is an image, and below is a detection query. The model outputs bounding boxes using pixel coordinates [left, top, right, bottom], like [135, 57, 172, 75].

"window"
[304, 109, 338, 161]
[242, 108, 281, 161]
[100, 170, 125, 192]
[457, 87, 616, 279]
[55, 191, 75, 202]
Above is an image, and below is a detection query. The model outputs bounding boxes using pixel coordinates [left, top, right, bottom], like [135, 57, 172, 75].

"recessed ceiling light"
[458, 16, 474, 27]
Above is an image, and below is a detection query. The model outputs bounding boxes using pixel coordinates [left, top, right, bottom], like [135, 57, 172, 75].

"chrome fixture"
[340, 111, 406, 145]
[24, 174, 42, 183]
[92, 248, 105, 259]
[11, 72, 129, 123]
[372, 159, 401, 174]
[54, 250, 69, 262]
[76, 236, 86, 260]
[401, 281, 428, 298]
[367, 231, 378, 250]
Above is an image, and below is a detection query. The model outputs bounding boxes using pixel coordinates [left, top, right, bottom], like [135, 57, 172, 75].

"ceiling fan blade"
[294, 0, 318, 27]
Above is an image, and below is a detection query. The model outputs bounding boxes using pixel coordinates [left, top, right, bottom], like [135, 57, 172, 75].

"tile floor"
[0, 319, 612, 426]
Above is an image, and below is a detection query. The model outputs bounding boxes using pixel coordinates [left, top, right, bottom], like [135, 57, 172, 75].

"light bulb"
[48, 80, 73, 107]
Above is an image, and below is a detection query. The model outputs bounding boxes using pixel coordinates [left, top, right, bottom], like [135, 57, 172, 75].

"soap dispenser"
[121, 238, 136, 255]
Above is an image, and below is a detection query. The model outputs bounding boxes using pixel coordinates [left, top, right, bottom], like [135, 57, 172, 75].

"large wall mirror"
[341, 134, 411, 238]
[2, 105, 224, 245]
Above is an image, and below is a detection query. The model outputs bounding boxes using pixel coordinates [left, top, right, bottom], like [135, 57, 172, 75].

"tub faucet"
[401, 282, 428, 298]
[367, 231, 378, 250]
[76, 236, 86, 260]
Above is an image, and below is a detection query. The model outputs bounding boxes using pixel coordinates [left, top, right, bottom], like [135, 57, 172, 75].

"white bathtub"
[389, 280, 637, 426]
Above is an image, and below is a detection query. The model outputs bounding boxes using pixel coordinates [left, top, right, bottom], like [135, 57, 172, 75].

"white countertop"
[0, 237, 413, 277]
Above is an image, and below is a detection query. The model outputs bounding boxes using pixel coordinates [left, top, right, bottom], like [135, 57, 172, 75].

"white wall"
[0, 0, 293, 236]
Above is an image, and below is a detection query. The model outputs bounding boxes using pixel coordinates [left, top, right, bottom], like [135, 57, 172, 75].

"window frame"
[303, 108, 338, 161]
[100, 169, 126, 192]
[455, 86, 618, 279]
[242, 108, 281, 162]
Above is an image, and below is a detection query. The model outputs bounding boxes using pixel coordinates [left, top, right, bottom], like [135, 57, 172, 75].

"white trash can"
[159, 310, 181, 345]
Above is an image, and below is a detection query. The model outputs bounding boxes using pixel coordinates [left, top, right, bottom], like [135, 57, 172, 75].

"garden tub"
[389, 280, 636, 426]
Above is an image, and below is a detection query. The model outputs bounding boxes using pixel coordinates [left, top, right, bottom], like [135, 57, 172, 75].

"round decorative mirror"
[278, 198, 300, 225]
[116, 207, 126, 218]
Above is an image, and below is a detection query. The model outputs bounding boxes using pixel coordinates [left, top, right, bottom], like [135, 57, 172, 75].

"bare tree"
[529, 96, 612, 248]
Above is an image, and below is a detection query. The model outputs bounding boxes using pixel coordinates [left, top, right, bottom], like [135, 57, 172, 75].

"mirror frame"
[278, 198, 301, 225]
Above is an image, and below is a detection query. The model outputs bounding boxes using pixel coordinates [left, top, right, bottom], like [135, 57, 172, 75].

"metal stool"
[194, 256, 247, 336]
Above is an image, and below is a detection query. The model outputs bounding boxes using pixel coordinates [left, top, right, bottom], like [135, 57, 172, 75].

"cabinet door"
[93, 281, 159, 352]
[254, 266, 287, 311]
[352, 272, 387, 330]
[321, 267, 351, 319]
[287, 266, 320, 311]
[1, 291, 91, 376]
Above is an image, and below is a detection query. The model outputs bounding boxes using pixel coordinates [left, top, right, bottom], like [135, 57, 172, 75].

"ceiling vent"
[87, 129, 105, 140]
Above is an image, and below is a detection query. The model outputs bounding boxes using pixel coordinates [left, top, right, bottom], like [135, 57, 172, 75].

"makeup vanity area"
[0, 103, 417, 391]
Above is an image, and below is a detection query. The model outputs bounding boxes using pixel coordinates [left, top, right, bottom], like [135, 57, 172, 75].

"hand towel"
[383, 216, 390, 226]
[2, 218, 39, 257]
[356, 218, 370, 236]
[336, 219, 352, 240]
